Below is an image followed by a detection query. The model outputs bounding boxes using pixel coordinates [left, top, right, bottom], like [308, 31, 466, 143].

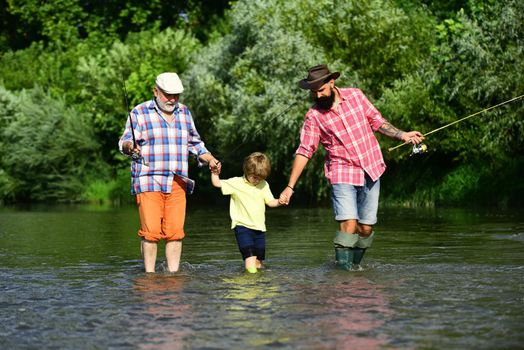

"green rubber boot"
[352, 248, 366, 265]
[334, 231, 359, 248]
[335, 246, 354, 270]
[333, 231, 359, 270]
[353, 232, 375, 267]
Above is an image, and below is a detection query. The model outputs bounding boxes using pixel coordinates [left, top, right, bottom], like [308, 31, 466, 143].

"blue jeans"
[233, 225, 266, 261]
[331, 175, 380, 225]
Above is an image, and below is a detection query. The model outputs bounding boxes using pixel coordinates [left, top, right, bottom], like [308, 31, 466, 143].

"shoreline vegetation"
[0, 0, 522, 208]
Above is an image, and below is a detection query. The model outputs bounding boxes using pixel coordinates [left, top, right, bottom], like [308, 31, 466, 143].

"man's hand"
[209, 158, 221, 175]
[278, 194, 288, 205]
[279, 186, 294, 205]
[400, 131, 424, 145]
[122, 141, 141, 156]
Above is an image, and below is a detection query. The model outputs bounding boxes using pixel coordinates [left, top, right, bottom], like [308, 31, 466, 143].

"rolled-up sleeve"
[360, 91, 385, 131]
[295, 113, 320, 159]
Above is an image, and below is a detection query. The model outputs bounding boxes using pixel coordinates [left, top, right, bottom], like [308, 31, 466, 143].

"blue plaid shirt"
[119, 98, 209, 195]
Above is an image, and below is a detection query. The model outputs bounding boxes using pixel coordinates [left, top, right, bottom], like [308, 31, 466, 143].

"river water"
[0, 204, 523, 349]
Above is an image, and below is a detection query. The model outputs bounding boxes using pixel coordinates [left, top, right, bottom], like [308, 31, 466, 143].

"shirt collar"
[243, 176, 259, 187]
[335, 87, 346, 101]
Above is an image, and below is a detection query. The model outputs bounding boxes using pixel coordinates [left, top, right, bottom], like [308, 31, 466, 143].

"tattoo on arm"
[379, 122, 404, 140]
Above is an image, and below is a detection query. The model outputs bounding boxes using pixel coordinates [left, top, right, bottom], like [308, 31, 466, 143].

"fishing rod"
[388, 94, 524, 153]
[122, 76, 148, 166]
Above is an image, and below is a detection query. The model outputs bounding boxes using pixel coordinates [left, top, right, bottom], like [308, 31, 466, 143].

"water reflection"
[132, 274, 192, 350]
[221, 274, 281, 309]
[280, 272, 395, 350]
[321, 275, 394, 349]
[215, 273, 286, 348]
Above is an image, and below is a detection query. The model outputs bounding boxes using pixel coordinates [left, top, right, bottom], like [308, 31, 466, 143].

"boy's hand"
[210, 169, 222, 188]
[278, 195, 288, 205]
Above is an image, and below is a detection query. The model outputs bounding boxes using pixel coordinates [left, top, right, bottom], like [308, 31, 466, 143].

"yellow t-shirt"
[220, 176, 275, 231]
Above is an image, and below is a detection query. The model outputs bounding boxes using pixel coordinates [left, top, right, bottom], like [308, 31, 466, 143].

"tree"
[0, 86, 103, 202]
[1, 0, 232, 50]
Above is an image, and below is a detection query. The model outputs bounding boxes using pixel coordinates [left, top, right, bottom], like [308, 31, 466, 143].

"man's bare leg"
[357, 223, 374, 237]
[340, 219, 358, 234]
[165, 240, 182, 272]
[142, 240, 158, 273]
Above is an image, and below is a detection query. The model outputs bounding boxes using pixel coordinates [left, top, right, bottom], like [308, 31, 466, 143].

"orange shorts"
[136, 176, 187, 242]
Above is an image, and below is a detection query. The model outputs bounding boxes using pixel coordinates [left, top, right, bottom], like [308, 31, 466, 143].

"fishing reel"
[410, 143, 428, 156]
[131, 151, 149, 166]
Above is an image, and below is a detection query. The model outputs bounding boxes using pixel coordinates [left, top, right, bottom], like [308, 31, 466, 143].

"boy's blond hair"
[243, 152, 271, 179]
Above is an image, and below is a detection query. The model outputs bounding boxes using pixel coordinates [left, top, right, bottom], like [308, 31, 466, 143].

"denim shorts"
[233, 225, 266, 261]
[331, 175, 380, 225]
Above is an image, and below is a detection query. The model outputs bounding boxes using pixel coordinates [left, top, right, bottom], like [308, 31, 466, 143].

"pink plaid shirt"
[296, 88, 387, 186]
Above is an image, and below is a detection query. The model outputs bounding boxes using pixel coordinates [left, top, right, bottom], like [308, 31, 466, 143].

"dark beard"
[315, 90, 335, 111]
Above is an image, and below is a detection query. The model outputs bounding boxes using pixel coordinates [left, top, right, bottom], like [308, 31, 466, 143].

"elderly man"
[280, 64, 424, 270]
[119, 72, 220, 273]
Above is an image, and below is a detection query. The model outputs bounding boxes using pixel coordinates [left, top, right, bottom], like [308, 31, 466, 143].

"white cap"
[155, 72, 184, 94]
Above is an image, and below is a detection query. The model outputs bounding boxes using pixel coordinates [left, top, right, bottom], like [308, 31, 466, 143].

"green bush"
[0, 86, 104, 202]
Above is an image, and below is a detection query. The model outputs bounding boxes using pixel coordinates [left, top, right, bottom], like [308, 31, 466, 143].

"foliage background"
[0, 0, 522, 207]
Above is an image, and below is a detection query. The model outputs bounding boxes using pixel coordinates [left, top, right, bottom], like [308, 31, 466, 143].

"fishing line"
[217, 100, 299, 162]
[388, 94, 524, 152]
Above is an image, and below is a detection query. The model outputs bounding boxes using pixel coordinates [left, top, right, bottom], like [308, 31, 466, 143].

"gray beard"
[156, 98, 176, 113]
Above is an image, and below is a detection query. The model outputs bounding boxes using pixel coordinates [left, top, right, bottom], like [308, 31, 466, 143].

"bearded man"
[119, 72, 220, 273]
[279, 64, 424, 270]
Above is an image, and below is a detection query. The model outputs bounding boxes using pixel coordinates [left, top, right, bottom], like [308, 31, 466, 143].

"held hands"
[400, 131, 424, 145]
[209, 158, 221, 175]
[279, 186, 294, 206]
[209, 159, 222, 188]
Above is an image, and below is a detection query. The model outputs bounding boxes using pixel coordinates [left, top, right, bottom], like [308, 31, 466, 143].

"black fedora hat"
[298, 64, 340, 90]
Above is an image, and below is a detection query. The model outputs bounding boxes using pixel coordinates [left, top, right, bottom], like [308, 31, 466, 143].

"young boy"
[211, 152, 285, 273]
